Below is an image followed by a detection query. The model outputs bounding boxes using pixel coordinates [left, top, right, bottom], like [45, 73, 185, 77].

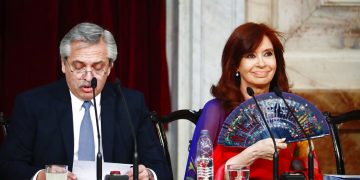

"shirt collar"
[69, 91, 102, 111]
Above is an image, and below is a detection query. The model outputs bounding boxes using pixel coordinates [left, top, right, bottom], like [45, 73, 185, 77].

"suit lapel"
[53, 80, 117, 164]
[100, 83, 116, 161]
[55, 79, 74, 167]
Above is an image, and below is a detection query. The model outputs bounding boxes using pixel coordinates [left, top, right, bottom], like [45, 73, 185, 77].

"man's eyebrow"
[70, 60, 105, 65]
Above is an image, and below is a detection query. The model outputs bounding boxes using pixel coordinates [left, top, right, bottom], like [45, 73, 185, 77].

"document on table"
[73, 160, 132, 180]
[323, 174, 360, 180]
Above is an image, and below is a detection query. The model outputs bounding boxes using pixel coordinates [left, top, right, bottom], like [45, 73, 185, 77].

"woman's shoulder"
[200, 99, 226, 123]
[203, 99, 222, 111]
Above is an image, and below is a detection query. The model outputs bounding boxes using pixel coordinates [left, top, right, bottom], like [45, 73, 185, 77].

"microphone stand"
[114, 78, 138, 180]
[273, 87, 314, 180]
[91, 78, 103, 180]
[247, 87, 278, 180]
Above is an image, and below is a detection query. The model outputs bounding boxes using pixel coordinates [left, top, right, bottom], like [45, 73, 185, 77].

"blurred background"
[0, 0, 171, 118]
[1, 0, 360, 179]
[168, 0, 360, 178]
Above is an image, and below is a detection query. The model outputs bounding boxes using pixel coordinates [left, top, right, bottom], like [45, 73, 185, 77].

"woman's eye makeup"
[245, 53, 256, 59]
[264, 51, 273, 57]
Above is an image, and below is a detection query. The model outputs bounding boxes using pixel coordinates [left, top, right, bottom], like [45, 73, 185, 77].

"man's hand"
[36, 169, 77, 180]
[126, 164, 154, 180]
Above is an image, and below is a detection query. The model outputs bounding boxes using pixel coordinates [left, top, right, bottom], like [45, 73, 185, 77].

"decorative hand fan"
[218, 92, 330, 147]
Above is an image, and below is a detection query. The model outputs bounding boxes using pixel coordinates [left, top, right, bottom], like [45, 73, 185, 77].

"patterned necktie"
[78, 101, 95, 161]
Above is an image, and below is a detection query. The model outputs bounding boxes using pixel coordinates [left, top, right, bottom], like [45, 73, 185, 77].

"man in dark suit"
[0, 22, 170, 180]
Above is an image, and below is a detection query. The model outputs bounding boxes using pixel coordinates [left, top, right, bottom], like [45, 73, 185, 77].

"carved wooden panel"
[295, 90, 360, 174]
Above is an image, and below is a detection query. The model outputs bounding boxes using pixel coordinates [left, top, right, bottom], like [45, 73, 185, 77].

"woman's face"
[238, 35, 277, 90]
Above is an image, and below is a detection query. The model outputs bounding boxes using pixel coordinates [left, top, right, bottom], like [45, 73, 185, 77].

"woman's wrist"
[226, 147, 256, 167]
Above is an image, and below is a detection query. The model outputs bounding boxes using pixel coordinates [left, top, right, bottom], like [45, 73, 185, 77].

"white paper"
[72, 160, 132, 180]
[323, 174, 360, 180]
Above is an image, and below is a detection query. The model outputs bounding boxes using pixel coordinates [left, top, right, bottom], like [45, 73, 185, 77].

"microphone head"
[246, 87, 254, 96]
[91, 77, 97, 89]
[273, 87, 282, 97]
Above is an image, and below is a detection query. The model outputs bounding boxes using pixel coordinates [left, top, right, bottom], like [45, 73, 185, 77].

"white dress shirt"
[70, 91, 102, 160]
[33, 90, 157, 179]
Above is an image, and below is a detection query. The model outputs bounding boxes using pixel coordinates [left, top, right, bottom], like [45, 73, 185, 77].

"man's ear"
[106, 61, 114, 76]
[61, 59, 66, 73]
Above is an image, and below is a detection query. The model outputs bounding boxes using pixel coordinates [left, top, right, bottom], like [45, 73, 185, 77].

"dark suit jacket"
[0, 79, 170, 180]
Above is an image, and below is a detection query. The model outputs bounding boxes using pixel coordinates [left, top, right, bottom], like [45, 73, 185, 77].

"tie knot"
[82, 101, 92, 110]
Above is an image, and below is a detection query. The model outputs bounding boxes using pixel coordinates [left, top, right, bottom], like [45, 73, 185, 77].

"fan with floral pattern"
[218, 92, 329, 147]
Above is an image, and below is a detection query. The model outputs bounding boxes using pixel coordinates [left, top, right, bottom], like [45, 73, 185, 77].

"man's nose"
[83, 70, 94, 81]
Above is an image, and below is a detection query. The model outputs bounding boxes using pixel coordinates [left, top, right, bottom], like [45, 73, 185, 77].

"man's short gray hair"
[59, 22, 117, 62]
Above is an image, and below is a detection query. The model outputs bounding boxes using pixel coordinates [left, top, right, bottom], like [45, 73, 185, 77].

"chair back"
[0, 112, 8, 143]
[325, 109, 360, 174]
[149, 109, 202, 180]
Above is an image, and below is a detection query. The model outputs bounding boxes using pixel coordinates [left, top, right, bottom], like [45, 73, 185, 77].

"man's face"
[61, 40, 112, 100]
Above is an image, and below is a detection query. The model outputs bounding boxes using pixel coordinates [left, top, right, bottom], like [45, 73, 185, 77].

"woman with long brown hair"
[184, 22, 322, 179]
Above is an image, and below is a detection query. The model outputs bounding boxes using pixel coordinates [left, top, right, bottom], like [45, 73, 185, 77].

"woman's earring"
[235, 71, 240, 85]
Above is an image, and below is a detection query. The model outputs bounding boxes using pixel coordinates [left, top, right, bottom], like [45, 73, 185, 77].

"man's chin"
[78, 93, 94, 101]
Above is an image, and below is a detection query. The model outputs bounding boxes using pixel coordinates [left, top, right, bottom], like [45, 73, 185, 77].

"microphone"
[91, 77, 103, 180]
[114, 78, 138, 180]
[247, 87, 279, 180]
[273, 87, 314, 180]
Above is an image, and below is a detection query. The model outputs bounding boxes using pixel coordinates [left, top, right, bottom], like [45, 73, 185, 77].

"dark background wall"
[0, 0, 171, 142]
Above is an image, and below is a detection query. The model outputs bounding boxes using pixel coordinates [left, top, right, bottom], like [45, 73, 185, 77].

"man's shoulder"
[121, 88, 145, 107]
[104, 82, 144, 99]
[121, 87, 143, 98]
[103, 83, 145, 106]
[18, 79, 67, 100]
